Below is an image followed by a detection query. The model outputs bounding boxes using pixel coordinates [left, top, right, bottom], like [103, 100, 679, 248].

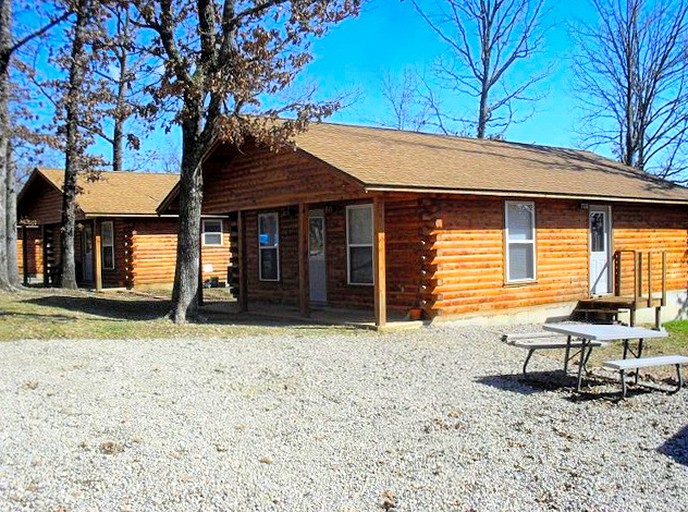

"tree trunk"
[59, 1, 88, 290]
[170, 120, 204, 323]
[0, 0, 11, 289]
[112, 51, 127, 172]
[6, 140, 19, 286]
[477, 85, 489, 139]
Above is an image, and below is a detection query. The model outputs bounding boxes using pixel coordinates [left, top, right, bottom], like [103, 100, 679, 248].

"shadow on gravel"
[476, 371, 578, 395]
[477, 372, 625, 401]
[659, 424, 688, 466]
[24, 296, 168, 321]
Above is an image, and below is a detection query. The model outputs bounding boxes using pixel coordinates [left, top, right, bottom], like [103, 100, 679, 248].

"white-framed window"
[258, 212, 280, 281]
[505, 201, 536, 283]
[202, 219, 223, 246]
[346, 204, 374, 286]
[101, 221, 115, 270]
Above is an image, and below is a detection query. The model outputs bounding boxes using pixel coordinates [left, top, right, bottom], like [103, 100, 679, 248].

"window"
[202, 219, 223, 246]
[505, 201, 536, 282]
[101, 221, 115, 270]
[258, 212, 279, 281]
[346, 204, 374, 285]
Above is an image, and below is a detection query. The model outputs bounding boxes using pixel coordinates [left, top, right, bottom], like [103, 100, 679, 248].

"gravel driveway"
[1, 325, 687, 511]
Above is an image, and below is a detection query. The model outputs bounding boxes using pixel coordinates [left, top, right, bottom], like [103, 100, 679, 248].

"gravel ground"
[1, 325, 687, 512]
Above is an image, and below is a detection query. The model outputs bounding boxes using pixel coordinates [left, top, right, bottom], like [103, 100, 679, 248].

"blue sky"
[303, 0, 600, 149]
[24, 0, 609, 172]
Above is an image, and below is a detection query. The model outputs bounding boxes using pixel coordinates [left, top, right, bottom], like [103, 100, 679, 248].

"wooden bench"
[603, 355, 688, 398]
[502, 332, 604, 374]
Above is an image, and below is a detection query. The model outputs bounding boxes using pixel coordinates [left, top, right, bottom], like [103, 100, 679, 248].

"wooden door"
[308, 210, 327, 304]
[589, 206, 611, 295]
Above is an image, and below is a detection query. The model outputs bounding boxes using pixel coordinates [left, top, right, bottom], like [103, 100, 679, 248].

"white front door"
[589, 206, 611, 295]
[82, 224, 94, 283]
[308, 210, 327, 304]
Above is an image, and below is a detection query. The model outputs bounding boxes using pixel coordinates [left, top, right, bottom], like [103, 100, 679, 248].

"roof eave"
[363, 185, 688, 205]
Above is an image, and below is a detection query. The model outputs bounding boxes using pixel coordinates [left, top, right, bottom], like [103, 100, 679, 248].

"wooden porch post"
[298, 203, 310, 317]
[41, 225, 48, 287]
[237, 210, 248, 312]
[22, 225, 28, 286]
[197, 231, 204, 307]
[94, 220, 103, 292]
[373, 195, 387, 327]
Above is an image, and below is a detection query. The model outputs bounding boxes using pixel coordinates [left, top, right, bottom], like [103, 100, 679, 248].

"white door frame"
[589, 205, 612, 295]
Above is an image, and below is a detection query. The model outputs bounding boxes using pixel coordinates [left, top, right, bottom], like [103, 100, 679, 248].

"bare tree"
[379, 69, 429, 131]
[0, 2, 72, 289]
[96, 2, 149, 172]
[573, 0, 688, 180]
[47, 0, 109, 289]
[131, 0, 360, 323]
[412, 0, 547, 138]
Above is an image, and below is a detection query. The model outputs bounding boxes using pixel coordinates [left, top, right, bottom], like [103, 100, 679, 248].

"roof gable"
[21, 168, 180, 217]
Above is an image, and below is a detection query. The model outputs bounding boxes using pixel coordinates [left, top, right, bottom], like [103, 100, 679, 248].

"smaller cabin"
[17, 168, 230, 290]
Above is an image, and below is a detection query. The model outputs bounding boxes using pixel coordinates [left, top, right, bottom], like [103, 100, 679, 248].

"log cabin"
[17, 168, 230, 290]
[158, 122, 688, 328]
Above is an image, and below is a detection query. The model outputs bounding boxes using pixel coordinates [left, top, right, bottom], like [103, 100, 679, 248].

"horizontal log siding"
[245, 210, 299, 305]
[201, 220, 232, 284]
[324, 204, 373, 309]
[240, 197, 423, 312]
[17, 228, 43, 276]
[385, 196, 426, 312]
[613, 204, 688, 296]
[130, 219, 230, 288]
[20, 181, 66, 225]
[203, 145, 366, 213]
[100, 219, 133, 288]
[429, 196, 589, 318]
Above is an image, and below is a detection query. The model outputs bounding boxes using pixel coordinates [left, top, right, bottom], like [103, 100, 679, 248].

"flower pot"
[408, 308, 423, 321]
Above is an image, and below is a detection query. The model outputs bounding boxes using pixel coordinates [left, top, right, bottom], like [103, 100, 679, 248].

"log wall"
[17, 228, 43, 276]
[427, 196, 688, 319]
[130, 218, 230, 288]
[203, 145, 367, 213]
[240, 196, 425, 312]
[613, 204, 688, 296]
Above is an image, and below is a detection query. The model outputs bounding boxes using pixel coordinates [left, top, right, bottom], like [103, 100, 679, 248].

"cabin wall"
[98, 218, 134, 288]
[427, 196, 688, 320]
[427, 196, 589, 318]
[20, 182, 66, 225]
[203, 145, 367, 213]
[613, 204, 688, 296]
[17, 228, 43, 277]
[240, 196, 424, 312]
[130, 218, 230, 289]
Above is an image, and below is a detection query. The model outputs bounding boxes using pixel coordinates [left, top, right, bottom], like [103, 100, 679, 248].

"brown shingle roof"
[36, 168, 179, 216]
[290, 123, 688, 204]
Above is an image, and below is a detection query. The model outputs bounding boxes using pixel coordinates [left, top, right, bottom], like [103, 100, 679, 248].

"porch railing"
[613, 250, 667, 307]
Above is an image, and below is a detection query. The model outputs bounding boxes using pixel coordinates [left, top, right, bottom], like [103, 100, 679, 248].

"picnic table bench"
[501, 332, 603, 374]
[603, 355, 688, 398]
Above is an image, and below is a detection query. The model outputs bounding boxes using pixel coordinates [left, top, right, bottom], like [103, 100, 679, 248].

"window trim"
[202, 219, 223, 247]
[101, 221, 115, 271]
[258, 212, 280, 282]
[504, 201, 536, 284]
[345, 204, 374, 286]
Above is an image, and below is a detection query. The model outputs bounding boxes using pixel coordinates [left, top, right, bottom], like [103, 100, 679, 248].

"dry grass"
[0, 288, 342, 341]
